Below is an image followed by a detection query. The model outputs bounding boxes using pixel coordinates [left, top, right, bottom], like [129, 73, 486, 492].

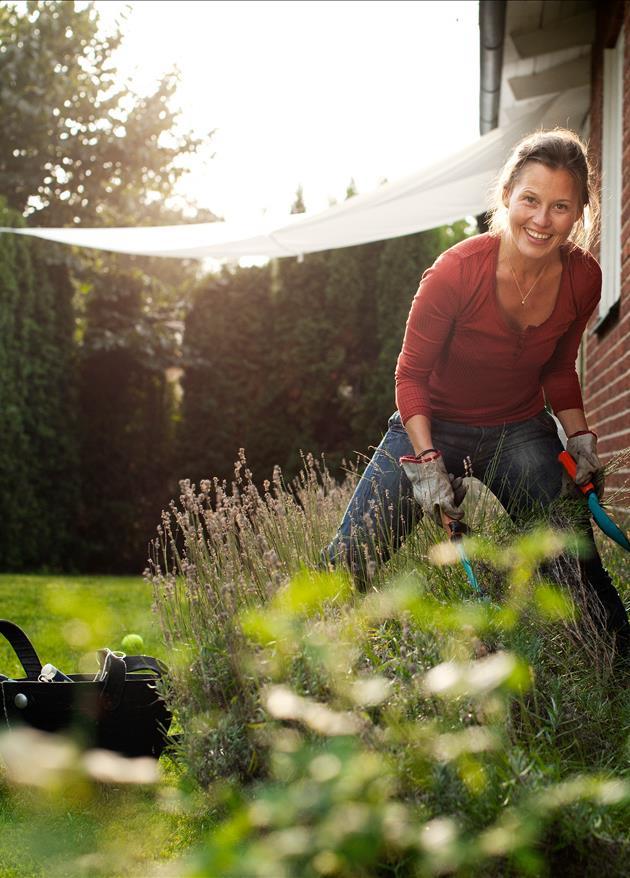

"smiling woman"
[323, 127, 630, 666]
[491, 129, 597, 333]
[496, 167, 581, 328]
[490, 127, 597, 246]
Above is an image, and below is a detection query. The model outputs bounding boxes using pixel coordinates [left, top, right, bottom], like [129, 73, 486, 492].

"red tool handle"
[557, 450, 594, 495]
[440, 510, 468, 540]
[441, 510, 457, 540]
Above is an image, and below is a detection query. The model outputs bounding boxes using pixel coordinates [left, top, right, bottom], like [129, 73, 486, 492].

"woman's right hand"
[400, 452, 466, 524]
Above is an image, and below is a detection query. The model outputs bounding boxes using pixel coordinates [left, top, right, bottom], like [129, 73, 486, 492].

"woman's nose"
[532, 205, 552, 227]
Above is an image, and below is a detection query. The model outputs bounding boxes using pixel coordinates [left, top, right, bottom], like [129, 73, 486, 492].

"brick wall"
[583, 0, 630, 499]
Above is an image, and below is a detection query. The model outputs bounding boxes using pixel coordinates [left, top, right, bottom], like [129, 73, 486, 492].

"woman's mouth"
[524, 227, 553, 244]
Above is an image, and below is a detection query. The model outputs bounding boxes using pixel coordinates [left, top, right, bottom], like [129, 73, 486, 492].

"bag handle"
[98, 650, 127, 712]
[0, 620, 43, 679]
[123, 655, 167, 676]
[96, 652, 168, 713]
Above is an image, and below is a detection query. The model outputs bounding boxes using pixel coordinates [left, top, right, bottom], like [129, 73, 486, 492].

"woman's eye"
[555, 203, 568, 211]
[524, 196, 536, 204]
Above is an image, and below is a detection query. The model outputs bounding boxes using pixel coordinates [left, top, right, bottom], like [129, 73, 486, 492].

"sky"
[93, 0, 481, 224]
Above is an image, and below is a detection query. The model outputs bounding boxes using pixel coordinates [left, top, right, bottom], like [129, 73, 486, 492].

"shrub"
[149, 450, 630, 876]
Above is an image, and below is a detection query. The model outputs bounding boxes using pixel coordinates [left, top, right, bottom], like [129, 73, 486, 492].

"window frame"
[596, 26, 624, 330]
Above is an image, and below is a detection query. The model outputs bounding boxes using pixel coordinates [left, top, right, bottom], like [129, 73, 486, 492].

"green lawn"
[0, 574, 166, 677]
[0, 574, 209, 878]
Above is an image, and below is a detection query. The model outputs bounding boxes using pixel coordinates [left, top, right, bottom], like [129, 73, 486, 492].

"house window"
[598, 27, 624, 322]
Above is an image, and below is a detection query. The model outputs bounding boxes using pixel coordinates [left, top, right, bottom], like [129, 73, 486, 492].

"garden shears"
[558, 450, 630, 552]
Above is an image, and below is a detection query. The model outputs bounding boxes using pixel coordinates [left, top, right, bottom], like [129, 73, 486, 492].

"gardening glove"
[563, 431, 604, 498]
[400, 451, 466, 525]
[449, 473, 467, 508]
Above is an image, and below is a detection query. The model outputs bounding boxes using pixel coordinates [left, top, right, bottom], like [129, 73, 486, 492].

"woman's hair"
[487, 128, 599, 250]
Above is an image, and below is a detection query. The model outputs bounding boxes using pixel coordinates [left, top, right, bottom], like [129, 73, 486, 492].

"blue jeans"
[325, 410, 629, 647]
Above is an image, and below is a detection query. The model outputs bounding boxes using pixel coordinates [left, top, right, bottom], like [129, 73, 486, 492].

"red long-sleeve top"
[395, 233, 601, 426]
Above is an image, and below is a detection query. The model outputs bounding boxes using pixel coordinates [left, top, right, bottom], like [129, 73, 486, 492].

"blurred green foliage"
[0, 744, 212, 878]
[0, 479, 628, 876]
[147, 455, 630, 877]
[0, 573, 212, 877]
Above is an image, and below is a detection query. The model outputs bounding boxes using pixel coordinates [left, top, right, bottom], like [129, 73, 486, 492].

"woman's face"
[504, 161, 582, 260]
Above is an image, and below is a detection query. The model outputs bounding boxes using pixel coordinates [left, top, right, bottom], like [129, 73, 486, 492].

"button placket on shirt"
[513, 328, 527, 358]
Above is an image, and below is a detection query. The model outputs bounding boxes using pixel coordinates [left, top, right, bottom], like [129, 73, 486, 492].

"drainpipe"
[478, 0, 507, 231]
[479, 0, 507, 134]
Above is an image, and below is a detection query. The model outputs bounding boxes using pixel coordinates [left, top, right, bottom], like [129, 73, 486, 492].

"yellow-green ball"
[121, 633, 144, 654]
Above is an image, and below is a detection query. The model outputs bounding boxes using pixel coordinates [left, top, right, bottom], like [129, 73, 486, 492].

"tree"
[0, 198, 79, 570]
[179, 224, 474, 492]
[0, 1, 209, 226]
[179, 265, 276, 484]
[321, 239, 383, 456]
[0, 1, 218, 573]
[360, 222, 472, 440]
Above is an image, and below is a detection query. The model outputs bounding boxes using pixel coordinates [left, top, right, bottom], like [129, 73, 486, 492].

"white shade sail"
[0, 88, 589, 260]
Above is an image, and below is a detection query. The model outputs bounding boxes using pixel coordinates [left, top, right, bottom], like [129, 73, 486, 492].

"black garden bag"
[0, 620, 172, 758]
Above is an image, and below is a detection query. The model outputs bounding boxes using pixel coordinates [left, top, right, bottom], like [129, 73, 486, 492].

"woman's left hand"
[565, 431, 604, 497]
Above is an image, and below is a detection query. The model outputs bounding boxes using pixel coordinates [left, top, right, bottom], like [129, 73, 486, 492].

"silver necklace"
[507, 258, 547, 306]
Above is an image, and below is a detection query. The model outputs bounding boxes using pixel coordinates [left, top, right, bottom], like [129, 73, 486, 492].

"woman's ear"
[502, 187, 510, 208]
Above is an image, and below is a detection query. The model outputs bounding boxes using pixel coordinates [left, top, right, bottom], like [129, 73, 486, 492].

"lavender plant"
[148, 449, 630, 875]
[147, 451, 356, 782]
